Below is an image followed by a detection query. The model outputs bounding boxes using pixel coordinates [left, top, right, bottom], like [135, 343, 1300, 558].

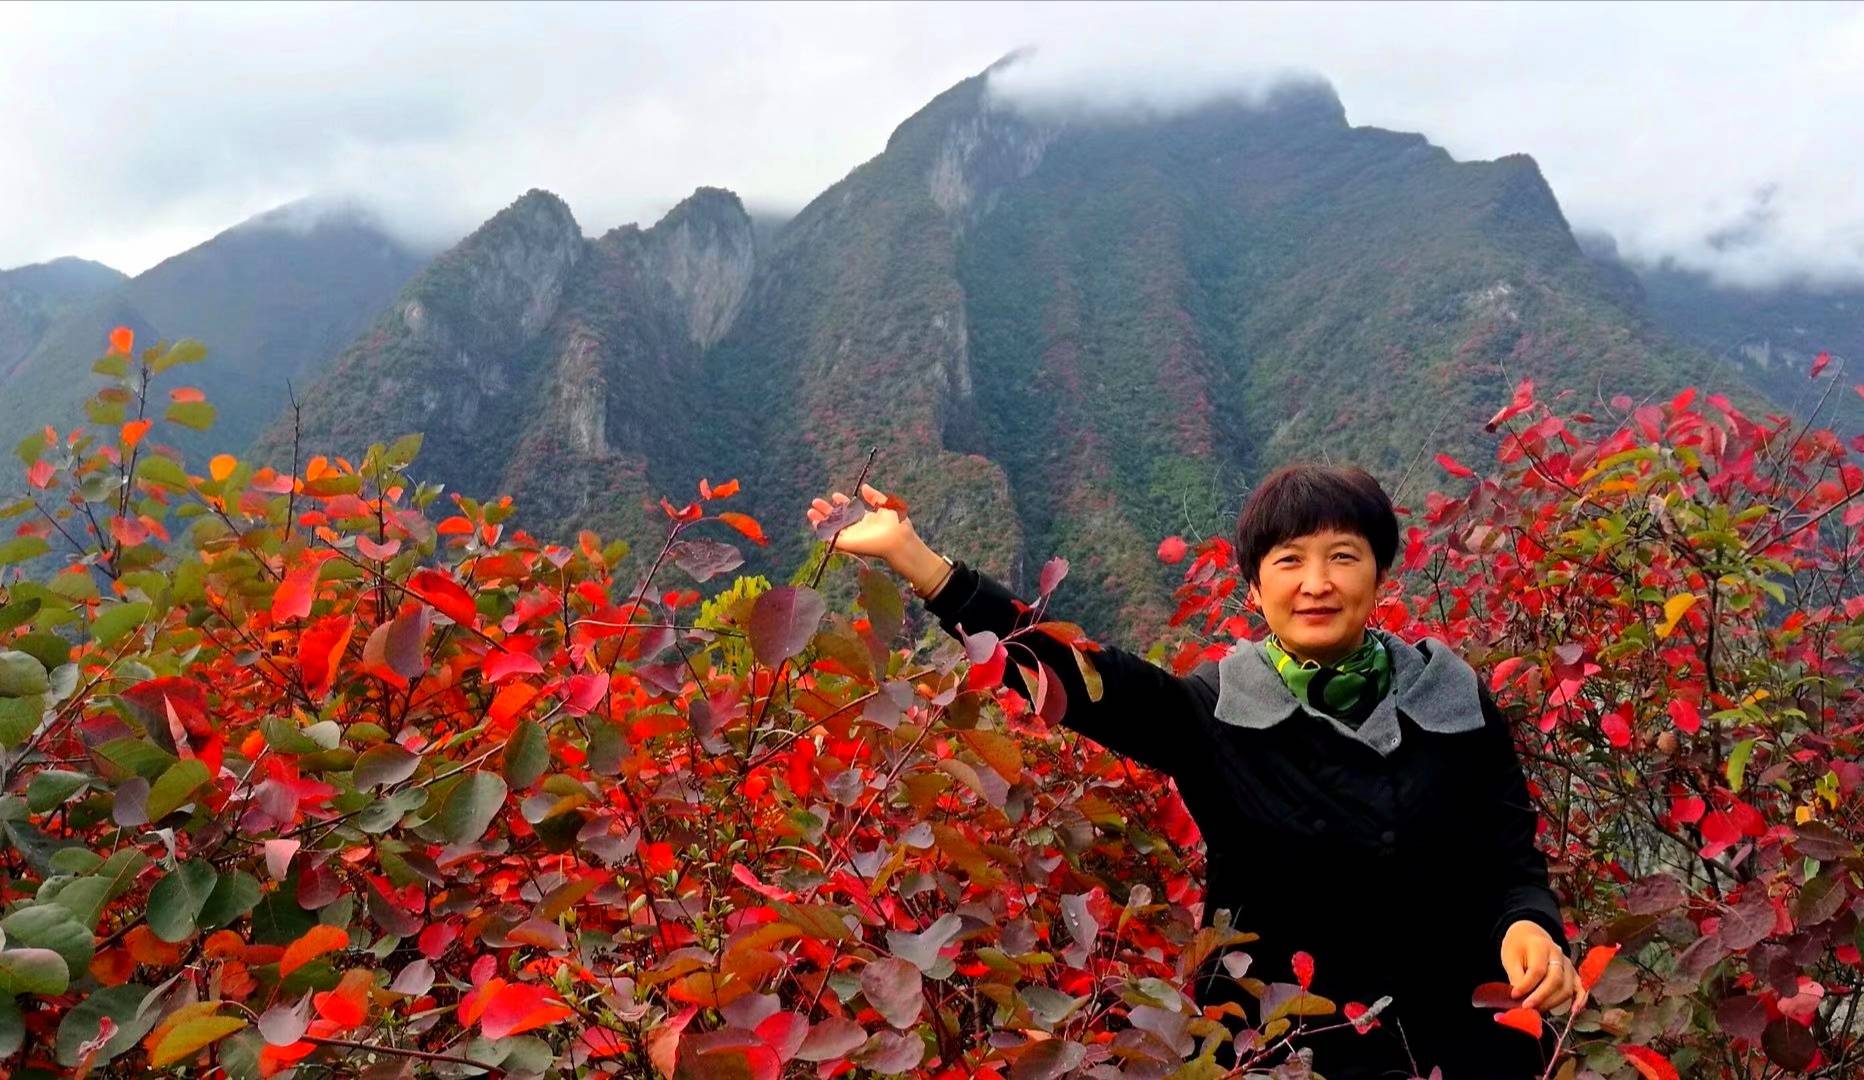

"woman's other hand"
[1501, 920, 1584, 1013]
[806, 483, 913, 560]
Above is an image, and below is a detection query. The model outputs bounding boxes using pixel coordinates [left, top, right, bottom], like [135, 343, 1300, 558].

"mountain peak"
[644, 187, 756, 348]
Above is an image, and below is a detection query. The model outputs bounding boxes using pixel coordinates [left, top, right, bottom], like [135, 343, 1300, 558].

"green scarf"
[1263, 632, 1393, 726]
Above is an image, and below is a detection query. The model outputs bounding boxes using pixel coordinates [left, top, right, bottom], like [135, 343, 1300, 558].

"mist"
[2, 1, 1859, 289]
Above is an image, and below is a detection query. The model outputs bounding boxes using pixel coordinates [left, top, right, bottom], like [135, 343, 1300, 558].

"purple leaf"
[384, 607, 429, 679]
[670, 539, 744, 583]
[812, 500, 866, 541]
[748, 586, 827, 667]
[858, 956, 923, 1028]
[795, 1016, 866, 1062]
[1038, 556, 1069, 598]
[887, 913, 966, 972]
[259, 995, 310, 1046]
[1715, 994, 1767, 1042]
[854, 1030, 923, 1073]
[1010, 1037, 1085, 1080]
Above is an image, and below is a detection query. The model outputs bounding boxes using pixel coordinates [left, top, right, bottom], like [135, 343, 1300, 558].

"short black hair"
[1234, 464, 1399, 584]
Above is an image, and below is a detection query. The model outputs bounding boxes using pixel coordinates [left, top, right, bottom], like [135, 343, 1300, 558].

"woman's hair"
[1234, 463, 1399, 584]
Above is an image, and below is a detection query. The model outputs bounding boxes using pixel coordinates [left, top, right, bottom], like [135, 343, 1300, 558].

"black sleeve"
[923, 559, 1214, 777]
[1477, 685, 1569, 957]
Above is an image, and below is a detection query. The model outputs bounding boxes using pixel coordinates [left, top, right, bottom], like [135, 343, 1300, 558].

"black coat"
[926, 561, 1569, 1080]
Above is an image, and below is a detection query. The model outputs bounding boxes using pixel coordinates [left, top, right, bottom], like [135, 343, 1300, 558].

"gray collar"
[1211, 628, 1484, 755]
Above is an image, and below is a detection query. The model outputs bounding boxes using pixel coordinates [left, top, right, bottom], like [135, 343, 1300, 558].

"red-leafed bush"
[0, 331, 1857, 1079]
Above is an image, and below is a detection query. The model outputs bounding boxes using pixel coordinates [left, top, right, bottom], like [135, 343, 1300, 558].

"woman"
[807, 464, 1583, 1079]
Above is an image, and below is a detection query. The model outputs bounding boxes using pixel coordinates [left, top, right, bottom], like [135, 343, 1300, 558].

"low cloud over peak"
[3, 2, 1859, 289]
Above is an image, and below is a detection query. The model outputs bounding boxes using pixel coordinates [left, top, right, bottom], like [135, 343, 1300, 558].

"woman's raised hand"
[806, 483, 914, 561]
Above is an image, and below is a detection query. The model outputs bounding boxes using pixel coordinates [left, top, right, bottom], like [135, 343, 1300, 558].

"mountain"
[0, 257, 128, 381]
[1578, 234, 1864, 433]
[272, 69, 1743, 643]
[0, 203, 426, 461]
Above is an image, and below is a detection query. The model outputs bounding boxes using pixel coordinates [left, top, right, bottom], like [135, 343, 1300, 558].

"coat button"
[1380, 829, 1396, 844]
[1312, 818, 1328, 831]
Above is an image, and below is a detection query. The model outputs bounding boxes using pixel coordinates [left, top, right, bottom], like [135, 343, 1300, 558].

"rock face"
[263, 64, 1748, 643]
[274, 186, 758, 547]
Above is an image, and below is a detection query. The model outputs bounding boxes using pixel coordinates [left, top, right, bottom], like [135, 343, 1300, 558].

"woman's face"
[1248, 528, 1381, 665]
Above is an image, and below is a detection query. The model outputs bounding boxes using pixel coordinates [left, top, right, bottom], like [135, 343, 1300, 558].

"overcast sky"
[3, 1, 1861, 288]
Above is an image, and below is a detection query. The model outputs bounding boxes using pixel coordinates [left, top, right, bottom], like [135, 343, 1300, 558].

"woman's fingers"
[1523, 955, 1574, 1011]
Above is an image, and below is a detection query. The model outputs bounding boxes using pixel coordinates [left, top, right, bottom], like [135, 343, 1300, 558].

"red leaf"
[1667, 698, 1701, 735]
[1493, 1007, 1542, 1038]
[482, 641, 544, 683]
[563, 671, 609, 716]
[1671, 796, 1705, 824]
[479, 982, 574, 1040]
[1157, 536, 1188, 564]
[313, 970, 371, 1031]
[409, 568, 478, 627]
[1291, 950, 1315, 991]
[280, 924, 348, 978]
[966, 641, 1008, 692]
[1435, 453, 1475, 479]
[108, 326, 133, 355]
[25, 459, 54, 489]
[1577, 943, 1619, 990]
[356, 535, 400, 561]
[1621, 1045, 1679, 1080]
[700, 477, 740, 500]
[1600, 705, 1632, 749]
[120, 418, 152, 449]
[298, 614, 355, 700]
[717, 511, 768, 546]
[273, 564, 317, 622]
[1811, 351, 1831, 378]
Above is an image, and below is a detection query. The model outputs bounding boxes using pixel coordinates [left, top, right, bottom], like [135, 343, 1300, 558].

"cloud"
[2, 1, 1861, 289]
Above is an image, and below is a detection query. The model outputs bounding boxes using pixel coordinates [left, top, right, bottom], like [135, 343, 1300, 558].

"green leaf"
[135, 455, 191, 491]
[260, 715, 324, 754]
[48, 874, 113, 928]
[353, 744, 420, 789]
[0, 651, 49, 697]
[56, 983, 153, 1067]
[1, 903, 94, 972]
[2, 819, 79, 875]
[91, 353, 130, 377]
[14, 631, 70, 674]
[144, 758, 211, 821]
[0, 994, 21, 1059]
[151, 339, 207, 373]
[384, 433, 423, 469]
[95, 737, 176, 780]
[163, 400, 216, 431]
[147, 859, 218, 942]
[25, 769, 87, 812]
[0, 537, 49, 570]
[0, 598, 41, 633]
[502, 721, 549, 789]
[1727, 737, 1757, 793]
[199, 871, 262, 930]
[439, 771, 507, 845]
[0, 947, 69, 994]
[91, 602, 151, 647]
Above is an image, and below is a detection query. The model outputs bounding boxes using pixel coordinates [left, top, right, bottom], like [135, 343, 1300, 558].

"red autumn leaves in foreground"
[0, 330, 1858, 1077]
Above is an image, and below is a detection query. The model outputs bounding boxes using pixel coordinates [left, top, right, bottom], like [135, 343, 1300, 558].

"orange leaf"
[125, 925, 183, 966]
[409, 568, 478, 626]
[279, 924, 349, 978]
[298, 614, 354, 700]
[273, 564, 317, 622]
[1493, 1007, 1542, 1038]
[168, 386, 204, 403]
[109, 326, 133, 355]
[1577, 943, 1619, 990]
[120, 418, 152, 449]
[479, 982, 574, 1039]
[209, 454, 238, 483]
[717, 511, 768, 547]
[488, 681, 541, 730]
[1621, 1046, 1679, 1080]
[312, 969, 373, 1031]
